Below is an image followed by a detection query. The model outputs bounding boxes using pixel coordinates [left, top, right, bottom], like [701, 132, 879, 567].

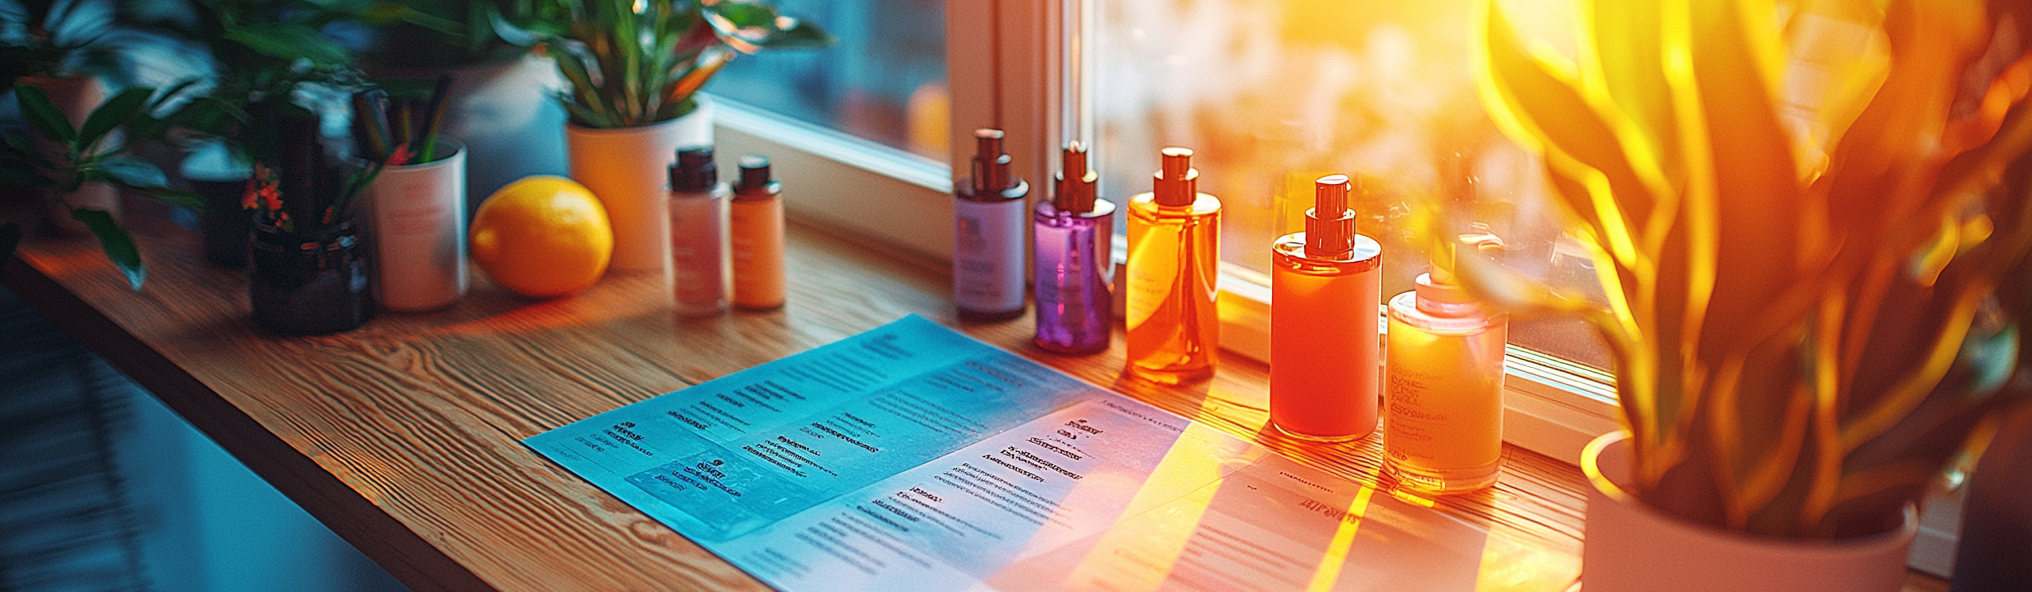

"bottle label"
[954, 198, 1027, 312]
[1383, 322, 1505, 471]
[671, 194, 727, 310]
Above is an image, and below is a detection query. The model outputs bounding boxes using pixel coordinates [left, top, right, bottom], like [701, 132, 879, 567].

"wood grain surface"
[2, 205, 1947, 591]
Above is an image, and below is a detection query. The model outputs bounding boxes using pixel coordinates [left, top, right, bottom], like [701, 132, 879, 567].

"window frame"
[717, 2, 1962, 573]
[714, 0, 1628, 465]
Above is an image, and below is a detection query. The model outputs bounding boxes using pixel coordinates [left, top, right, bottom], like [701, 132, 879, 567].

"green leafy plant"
[0, 0, 167, 92]
[499, 0, 833, 129]
[1459, 0, 2032, 538]
[343, 0, 540, 71]
[1, 83, 204, 289]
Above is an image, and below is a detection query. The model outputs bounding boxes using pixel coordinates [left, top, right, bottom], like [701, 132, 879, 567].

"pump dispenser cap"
[1153, 147, 1199, 207]
[1417, 232, 1506, 311]
[1055, 142, 1099, 213]
[734, 155, 780, 196]
[670, 147, 718, 192]
[1305, 174, 1358, 256]
[971, 129, 1016, 194]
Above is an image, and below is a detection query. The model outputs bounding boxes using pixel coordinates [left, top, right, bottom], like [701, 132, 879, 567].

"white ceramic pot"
[436, 54, 570, 205]
[1582, 431, 1918, 592]
[565, 97, 713, 277]
[366, 141, 468, 312]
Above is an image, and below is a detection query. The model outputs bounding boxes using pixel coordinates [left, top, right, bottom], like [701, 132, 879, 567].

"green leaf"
[0, 222, 19, 263]
[358, 3, 467, 34]
[753, 19, 834, 49]
[703, 3, 834, 51]
[15, 85, 77, 145]
[70, 208, 145, 290]
[90, 156, 171, 189]
[138, 187, 206, 212]
[224, 24, 354, 67]
[76, 86, 154, 152]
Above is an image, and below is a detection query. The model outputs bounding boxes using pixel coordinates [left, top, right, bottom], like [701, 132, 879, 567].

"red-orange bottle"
[1270, 174, 1383, 441]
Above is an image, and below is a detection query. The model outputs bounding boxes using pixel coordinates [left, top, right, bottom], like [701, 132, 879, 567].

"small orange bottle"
[1125, 148, 1221, 383]
[1383, 235, 1509, 494]
[1270, 174, 1383, 441]
[729, 156, 785, 310]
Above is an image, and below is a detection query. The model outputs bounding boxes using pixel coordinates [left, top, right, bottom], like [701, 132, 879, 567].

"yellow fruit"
[470, 176, 613, 298]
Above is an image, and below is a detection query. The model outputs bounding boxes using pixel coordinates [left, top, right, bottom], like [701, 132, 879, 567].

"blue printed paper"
[525, 315, 1577, 591]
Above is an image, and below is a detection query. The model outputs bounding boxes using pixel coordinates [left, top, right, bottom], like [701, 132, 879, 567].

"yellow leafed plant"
[1468, 0, 2032, 537]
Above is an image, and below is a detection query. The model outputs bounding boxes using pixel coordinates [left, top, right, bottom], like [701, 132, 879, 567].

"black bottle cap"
[735, 155, 780, 196]
[670, 146, 718, 192]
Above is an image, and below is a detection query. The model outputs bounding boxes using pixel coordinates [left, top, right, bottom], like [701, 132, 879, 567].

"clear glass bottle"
[1034, 142, 1116, 354]
[1270, 174, 1383, 441]
[1383, 236, 1509, 494]
[729, 156, 785, 310]
[669, 147, 730, 317]
[954, 129, 1030, 322]
[1125, 147, 1221, 384]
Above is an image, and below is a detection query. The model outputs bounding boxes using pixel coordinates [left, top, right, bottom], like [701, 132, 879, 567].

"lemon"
[470, 176, 613, 298]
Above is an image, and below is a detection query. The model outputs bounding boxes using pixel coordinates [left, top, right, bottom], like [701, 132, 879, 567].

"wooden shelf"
[3, 205, 1945, 591]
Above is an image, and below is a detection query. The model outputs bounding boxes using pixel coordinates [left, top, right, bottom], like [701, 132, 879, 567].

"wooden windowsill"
[1, 203, 1947, 591]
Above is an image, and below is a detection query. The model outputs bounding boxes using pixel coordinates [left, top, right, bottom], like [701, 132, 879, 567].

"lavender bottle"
[1034, 142, 1117, 354]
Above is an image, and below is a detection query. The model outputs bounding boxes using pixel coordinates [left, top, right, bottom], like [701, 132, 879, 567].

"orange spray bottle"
[1270, 174, 1384, 441]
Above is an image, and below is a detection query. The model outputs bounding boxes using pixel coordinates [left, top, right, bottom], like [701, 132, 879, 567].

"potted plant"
[1458, 1, 2032, 590]
[241, 101, 384, 334]
[146, 0, 372, 268]
[497, 0, 830, 275]
[1, 84, 204, 289]
[343, 0, 570, 200]
[3, 0, 180, 232]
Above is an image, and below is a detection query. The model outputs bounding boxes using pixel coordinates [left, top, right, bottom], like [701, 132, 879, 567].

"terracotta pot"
[565, 97, 714, 277]
[365, 140, 468, 312]
[1582, 431, 1918, 592]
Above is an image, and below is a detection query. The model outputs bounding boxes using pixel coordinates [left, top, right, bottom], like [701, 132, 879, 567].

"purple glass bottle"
[1034, 142, 1117, 354]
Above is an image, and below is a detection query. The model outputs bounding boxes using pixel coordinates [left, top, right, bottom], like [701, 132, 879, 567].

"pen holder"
[365, 140, 468, 312]
[250, 220, 374, 335]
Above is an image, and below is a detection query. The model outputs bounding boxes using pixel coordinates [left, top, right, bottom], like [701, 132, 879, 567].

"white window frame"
[714, 2, 1962, 574]
[712, 0, 1625, 465]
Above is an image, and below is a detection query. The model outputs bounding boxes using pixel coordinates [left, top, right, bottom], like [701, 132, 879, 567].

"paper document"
[526, 315, 1577, 591]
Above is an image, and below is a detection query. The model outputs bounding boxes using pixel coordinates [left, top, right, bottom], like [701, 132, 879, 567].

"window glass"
[1094, 0, 1613, 370]
[708, 0, 951, 161]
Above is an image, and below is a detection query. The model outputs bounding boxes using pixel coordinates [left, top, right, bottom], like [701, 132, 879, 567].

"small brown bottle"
[729, 156, 785, 310]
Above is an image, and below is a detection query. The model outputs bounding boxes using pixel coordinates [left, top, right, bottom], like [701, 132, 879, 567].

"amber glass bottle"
[1125, 148, 1221, 384]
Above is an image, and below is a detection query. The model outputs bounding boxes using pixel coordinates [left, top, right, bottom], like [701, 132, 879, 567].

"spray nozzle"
[1304, 174, 1358, 257]
[1152, 147, 1198, 207]
[971, 128, 1014, 194]
[1055, 142, 1098, 213]
[1428, 231, 1506, 287]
